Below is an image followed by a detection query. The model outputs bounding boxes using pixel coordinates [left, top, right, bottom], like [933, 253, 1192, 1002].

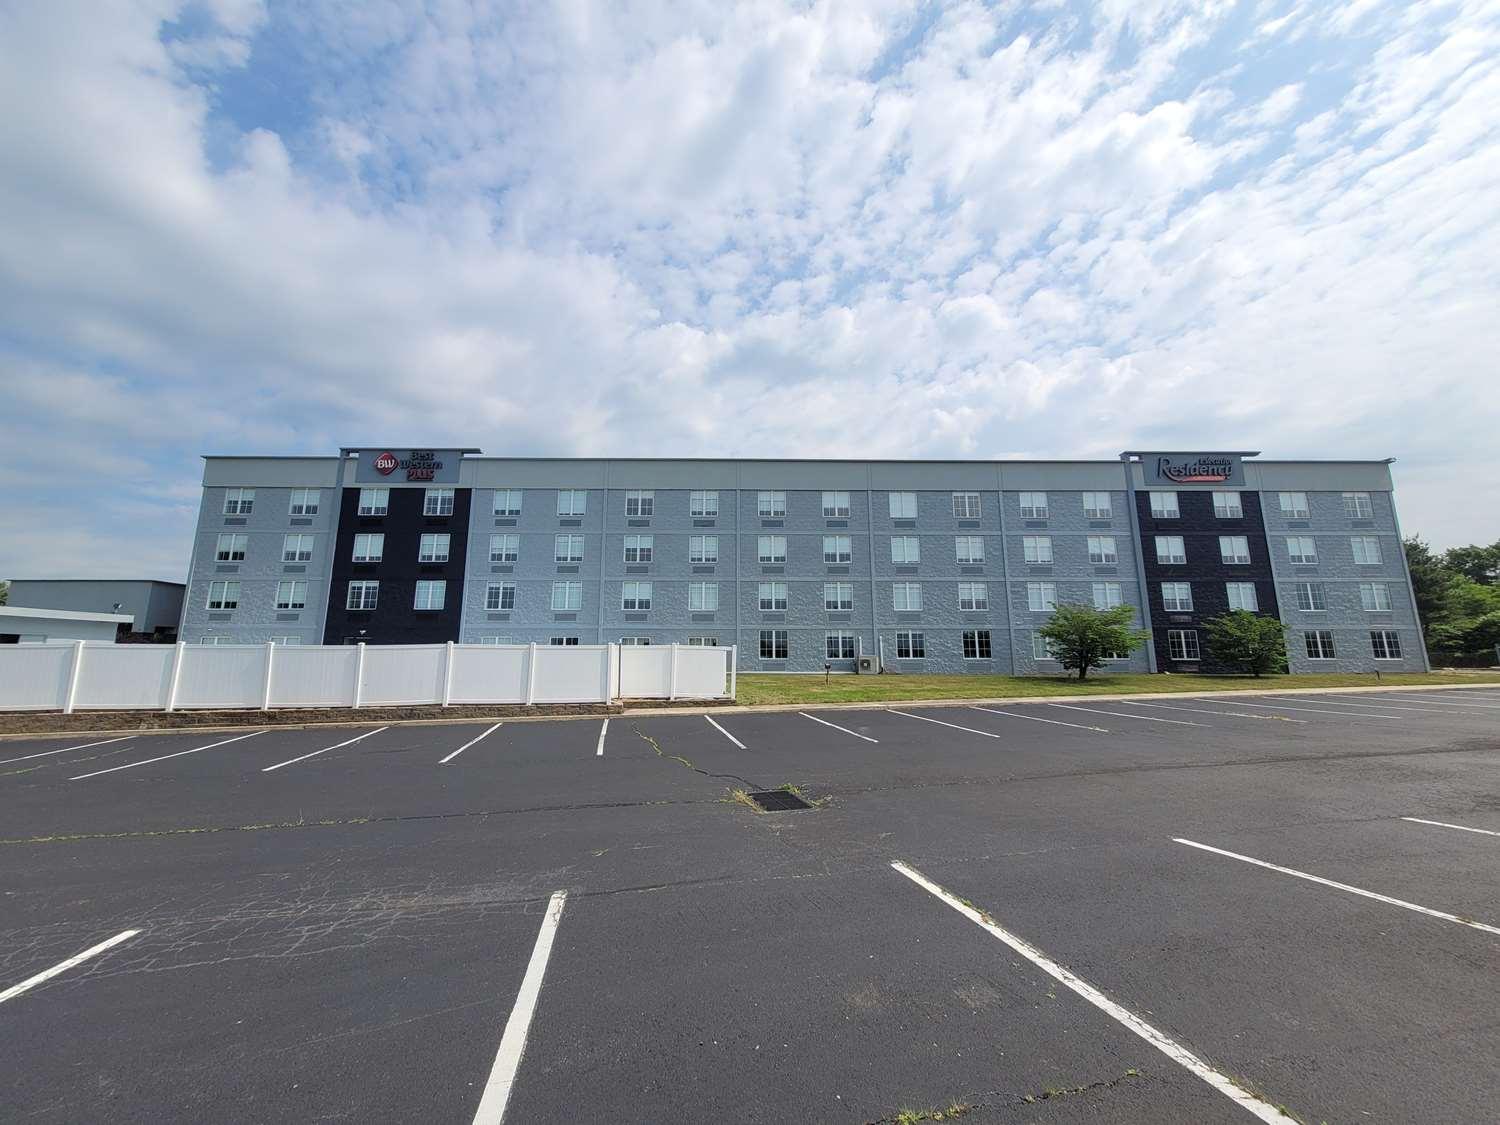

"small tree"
[1037, 603, 1149, 681]
[1202, 610, 1288, 676]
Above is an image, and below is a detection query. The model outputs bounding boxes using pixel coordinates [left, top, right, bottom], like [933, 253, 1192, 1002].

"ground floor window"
[962, 630, 992, 659]
[1031, 633, 1057, 661]
[478, 636, 513, 645]
[269, 636, 301, 645]
[1167, 629, 1200, 661]
[759, 629, 788, 660]
[549, 636, 579, 646]
[1303, 630, 1336, 660]
[619, 636, 651, 645]
[825, 632, 856, 660]
[895, 631, 924, 659]
[687, 636, 719, 646]
[1370, 630, 1402, 660]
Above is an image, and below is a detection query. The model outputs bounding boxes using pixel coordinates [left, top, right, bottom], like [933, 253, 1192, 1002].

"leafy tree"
[1037, 603, 1150, 681]
[1403, 536, 1451, 631]
[1202, 610, 1289, 677]
[1444, 541, 1500, 586]
[0, 580, 7, 606]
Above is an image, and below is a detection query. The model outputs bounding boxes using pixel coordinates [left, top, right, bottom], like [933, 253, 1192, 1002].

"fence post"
[728, 645, 738, 699]
[63, 640, 86, 714]
[352, 642, 366, 708]
[442, 640, 455, 706]
[668, 643, 679, 701]
[525, 643, 539, 705]
[262, 641, 275, 710]
[606, 644, 619, 703]
[165, 641, 187, 711]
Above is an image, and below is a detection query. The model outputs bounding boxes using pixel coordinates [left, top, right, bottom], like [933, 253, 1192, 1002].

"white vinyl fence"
[0, 641, 736, 713]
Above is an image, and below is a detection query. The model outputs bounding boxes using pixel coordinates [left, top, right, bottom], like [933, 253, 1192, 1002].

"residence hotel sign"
[1146, 453, 1246, 487]
[353, 448, 463, 484]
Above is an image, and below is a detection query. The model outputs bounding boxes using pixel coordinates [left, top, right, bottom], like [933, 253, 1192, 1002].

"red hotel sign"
[373, 451, 399, 475]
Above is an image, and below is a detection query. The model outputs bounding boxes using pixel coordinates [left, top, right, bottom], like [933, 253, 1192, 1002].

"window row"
[1158, 582, 1260, 612]
[1276, 491, 1374, 520]
[1284, 535, 1384, 565]
[221, 488, 322, 517]
[1162, 627, 1404, 663]
[756, 629, 996, 661]
[1288, 582, 1395, 612]
[352, 488, 456, 516]
[1147, 490, 1243, 519]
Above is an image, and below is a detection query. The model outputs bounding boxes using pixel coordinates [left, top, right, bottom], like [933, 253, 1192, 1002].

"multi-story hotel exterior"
[179, 448, 1429, 675]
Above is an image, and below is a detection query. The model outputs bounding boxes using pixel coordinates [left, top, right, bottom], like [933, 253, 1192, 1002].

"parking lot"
[4, 686, 1500, 1123]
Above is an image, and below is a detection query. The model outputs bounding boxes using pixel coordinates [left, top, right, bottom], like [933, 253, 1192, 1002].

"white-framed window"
[824, 582, 853, 611]
[1018, 491, 1047, 519]
[1149, 491, 1179, 519]
[414, 580, 446, 610]
[352, 532, 384, 563]
[823, 535, 852, 564]
[275, 580, 307, 610]
[758, 491, 787, 518]
[199, 636, 229, 645]
[1304, 630, 1336, 660]
[346, 580, 379, 610]
[1219, 536, 1251, 565]
[621, 581, 652, 611]
[206, 580, 240, 610]
[1352, 536, 1382, 565]
[1294, 582, 1326, 612]
[269, 636, 301, 646]
[826, 632, 857, 660]
[757, 536, 787, 564]
[551, 581, 583, 611]
[549, 636, 580, 646]
[888, 491, 917, 519]
[688, 582, 719, 612]
[955, 535, 984, 564]
[1082, 491, 1112, 520]
[896, 631, 925, 659]
[490, 534, 519, 563]
[1161, 582, 1194, 612]
[689, 535, 718, 564]
[1031, 632, 1057, 661]
[1342, 491, 1374, 519]
[1287, 536, 1317, 565]
[1371, 630, 1402, 660]
[1212, 491, 1242, 519]
[759, 629, 789, 659]
[1359, 582, 1392, 612]
[959, 582, 989, 611]
[690, 490, 719, 517]
[1023, 535, 1053, 564]
[686, 636, 719, 647]
[1026, 582, 1056, 612]
[1155, 536, 1186, 564]
[357, 488, 389, 516]
[758, 582, 789, 611]
[623, 534, 654, 563]
[557, 489, 587, 516]
[282, 533, 314, 563]
[893, 582, 923, 612]
[891, 536, 920, 565]
[419, 532, 451, 563]
[962, 630, 993, 659]
[1279, 491, 1310, 519]
[485, 582, 516, 611]
[1227, 582, 1259, 611]
[555, 534, 584, 563]
[1087, 535, 1117, 564]
[288, 489, 319, 516]
[215, 533, 248, 562]
[625, 490, 654, 517]
[493, 489, 522, 517]
[423, 488, 454, 516]
[1167, 629, 1200, 661]
[953, 492, 982, 519]
[478, 636, 513, 646]
[822, 491, 851, 518]
[619, 637, 651, 646]
[1092, 581, 1123, 610]
[223, 488, 255, 515]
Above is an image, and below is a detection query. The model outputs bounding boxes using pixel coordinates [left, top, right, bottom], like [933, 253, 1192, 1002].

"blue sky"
[2, 0, 1496, 580]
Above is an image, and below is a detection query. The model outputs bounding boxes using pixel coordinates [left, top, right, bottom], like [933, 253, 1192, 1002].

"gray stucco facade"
[6, 579, 185, 639]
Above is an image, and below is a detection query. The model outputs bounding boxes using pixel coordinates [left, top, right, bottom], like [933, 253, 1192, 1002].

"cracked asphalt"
[3, 686, 1500, 1122]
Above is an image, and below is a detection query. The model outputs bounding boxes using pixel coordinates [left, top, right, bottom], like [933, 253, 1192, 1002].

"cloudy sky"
[2, 0, 1496, 580]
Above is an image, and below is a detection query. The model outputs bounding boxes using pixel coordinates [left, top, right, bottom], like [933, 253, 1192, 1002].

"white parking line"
[262, 727, 388, 772]
[441, 722, 504, 765]
[1402, 816, 1500, 839]
[595, 719, 609, 757]
[1174, 838, 1500, 937]
[1379, 694, 1500, 711]
[1126, 701, 1307, 723]
[799, 712, 879, 743]
[0, 735, 136, 765]
[886, 709, 1001, 738]
[0, 929, 141, 1004]
[890, 862, 1295, 1124]
[1224, 700, 1404, 720]
[970, 706, 1108, 733]
[704, 715, 746, 749]
[1280, 697, 1488, 716]
[472, 890, 568, 1125]
[1047, 703, 1204, 727]
[71, 730, 265, 780]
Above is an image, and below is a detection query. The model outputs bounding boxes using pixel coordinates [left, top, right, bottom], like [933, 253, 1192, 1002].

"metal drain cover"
[747, 789, 814, 812]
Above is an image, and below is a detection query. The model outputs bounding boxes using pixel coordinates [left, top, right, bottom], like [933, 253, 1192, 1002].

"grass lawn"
[734, 670, 1500, 706]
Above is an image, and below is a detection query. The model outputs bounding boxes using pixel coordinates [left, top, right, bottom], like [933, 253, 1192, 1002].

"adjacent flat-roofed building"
[5, 579, 184, 641]
[179, 447, 1429, 674]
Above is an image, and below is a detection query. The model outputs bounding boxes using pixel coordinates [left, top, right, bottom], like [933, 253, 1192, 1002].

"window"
[423, 488, 454, 516]
[1023, 535, 1053, 564]
[282, 534, 314, 563]
[357, 488, 388, 516]
[198, 636, 228, 645]
[896, 631, 925, 658]
[1149, 491, 1179, 518]
[955, 536, 984, 564]
[1352, 536, 1382, 565]
[1161, 582, 1193, 612]
[1343, 492, 1373, 519]
[891, 536, 920, 564]
[757, 536, 787, 564]
[554, 534, 584, 563]
[288, 489, 319, 516]
[549, 636, 580, 646]
[691, 490, 719, 517]
[959, 582, 989, 611]
[686, 637, 719, 647]
[1155, 536, 1185, 564]
[1026, 582, 1056, 612]
[269, 636, 301, 646]
[215, 533, 247, 562]
[1279, 492, 1310, 519]
[623, 535, 654, 563]
[414, 580, 446, 610]
[1304, 630, 1336, 660]
[346, 580, 379, 610]
[824, 582, 853, 611]
[758, 582, 788, 611]
[1031, 633, 1057, 661]
[625, 490, 654, 517]
[493, 489, 522, 517]
[1018, 492, 1046, 519]
[490, 534, 519, 563]
[1294, 582, 1327, 612]
[1286, 536, 1317, 565]
[418, 533, 451, 563]
[275, 580, 307, 610]
[223, 488, 255, 515]
[953, 492, 982, 519]
[621, 581, 652, 611]
[1371, 630, 1403, 660]
[352, 533, 384, 563]
[485, 582, 516, 611]
[760, 629, 789, 660]
[557, 489, 587, 516]
[1219, 536, 1251, 564]
[823, 535, 852, 564]
[206, 580, 240, 610]
[1167, 629, 1200, 661]
[1082, 491, 1112, 519]
[551, 581, 583, 611]
[962, 630, 993, 659]
[893, 582, 923, 612]
[1359, 583, 1392, 612]
[826, 632, 857, 660]
[888, 491, 917, 519]
[619, 637, 651, 646]
[689, 535, 719, 564]
[822, 491, 850, 518]
[688, 582, 719, 612]
[478, 637, 513, 646]
[1227, 582, 1259, 611]
[1092, 582, 1123, 609]
[1087, 535, 1117, 564]
[1212, 491, 1242, 519]
[758, 491, 787, 517]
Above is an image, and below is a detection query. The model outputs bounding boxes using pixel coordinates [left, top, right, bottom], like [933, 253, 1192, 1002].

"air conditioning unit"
[857, 654, 880, 674]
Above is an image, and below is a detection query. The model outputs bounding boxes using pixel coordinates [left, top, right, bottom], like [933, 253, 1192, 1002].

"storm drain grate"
[747, 789, 814, 812]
